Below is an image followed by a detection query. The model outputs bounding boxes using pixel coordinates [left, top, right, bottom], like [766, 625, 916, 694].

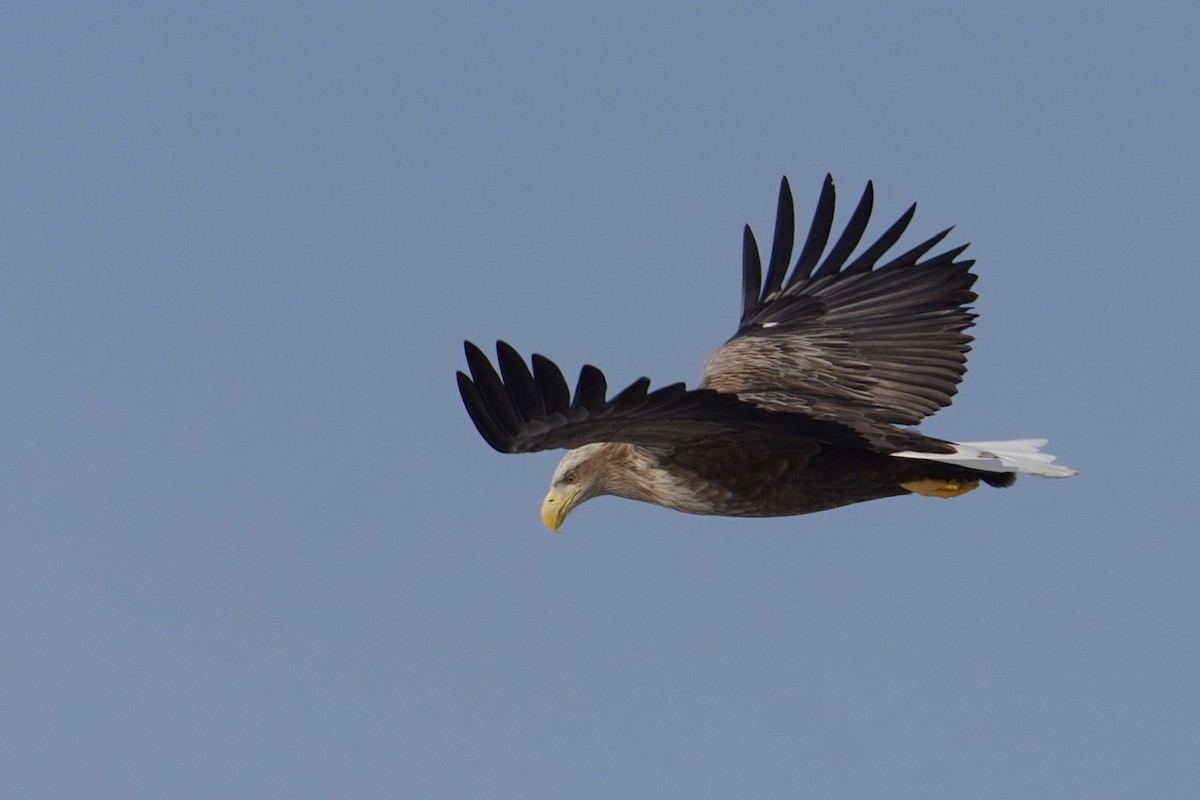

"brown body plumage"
[557, 440, 1013, 519]
[457, 176, 1074, 530]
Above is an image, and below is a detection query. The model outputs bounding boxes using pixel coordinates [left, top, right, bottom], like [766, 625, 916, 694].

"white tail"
[892, 438, 1077, 478]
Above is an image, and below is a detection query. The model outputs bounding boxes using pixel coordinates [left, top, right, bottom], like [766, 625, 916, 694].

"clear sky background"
[3, 2, 1198, 798]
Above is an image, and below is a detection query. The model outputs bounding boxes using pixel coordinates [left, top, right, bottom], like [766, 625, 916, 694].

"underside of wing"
[701, 175, 978, 426]
[457, 341, 875, 454]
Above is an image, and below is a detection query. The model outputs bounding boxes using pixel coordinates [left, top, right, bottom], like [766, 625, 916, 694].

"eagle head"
[541, 444, 613, 532]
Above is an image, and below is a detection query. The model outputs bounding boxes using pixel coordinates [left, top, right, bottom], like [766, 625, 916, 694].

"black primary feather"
[812, 181, 873, 279]
[788, 174, 836, 287]
[761, 177, 795, 301]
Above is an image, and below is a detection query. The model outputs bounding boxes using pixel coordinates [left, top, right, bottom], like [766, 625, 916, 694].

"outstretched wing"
[701, 175, 978, 426]
[457, 341, 874, 454]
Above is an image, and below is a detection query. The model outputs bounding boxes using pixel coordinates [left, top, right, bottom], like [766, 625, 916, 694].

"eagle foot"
[900, 477, 981, 498]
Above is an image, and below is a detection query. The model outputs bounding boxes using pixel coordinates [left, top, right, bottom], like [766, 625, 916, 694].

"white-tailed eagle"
[457, 176, 1075, 531]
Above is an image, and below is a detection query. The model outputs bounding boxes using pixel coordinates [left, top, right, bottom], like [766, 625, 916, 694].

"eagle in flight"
[457, 176, 1075, 531]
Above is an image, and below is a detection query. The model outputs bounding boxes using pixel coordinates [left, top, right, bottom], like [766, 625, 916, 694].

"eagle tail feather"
[891, 438, 1077, 478]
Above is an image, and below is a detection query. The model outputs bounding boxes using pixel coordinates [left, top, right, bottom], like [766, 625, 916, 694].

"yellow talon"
[900, 477, 980, 498]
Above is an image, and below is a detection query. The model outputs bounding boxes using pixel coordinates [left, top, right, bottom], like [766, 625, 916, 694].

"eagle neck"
[592, 442, 713, 513]
[594, 443, 666, 504]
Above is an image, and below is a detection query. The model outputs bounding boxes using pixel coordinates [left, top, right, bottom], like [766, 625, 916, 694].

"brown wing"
[700, 175, 978, 427]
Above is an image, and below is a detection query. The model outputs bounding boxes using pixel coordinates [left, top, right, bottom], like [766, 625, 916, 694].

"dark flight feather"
[787, 174, 836, 286]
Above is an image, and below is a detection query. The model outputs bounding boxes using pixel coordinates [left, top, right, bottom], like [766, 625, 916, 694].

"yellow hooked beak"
[541, 486, 580, 533]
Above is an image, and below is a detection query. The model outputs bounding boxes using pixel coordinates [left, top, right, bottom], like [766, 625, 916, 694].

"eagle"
[457, 175, 1075, 531]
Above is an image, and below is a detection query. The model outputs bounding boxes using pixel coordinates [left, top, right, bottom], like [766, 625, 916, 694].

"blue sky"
[3, 2, 1198, 798]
